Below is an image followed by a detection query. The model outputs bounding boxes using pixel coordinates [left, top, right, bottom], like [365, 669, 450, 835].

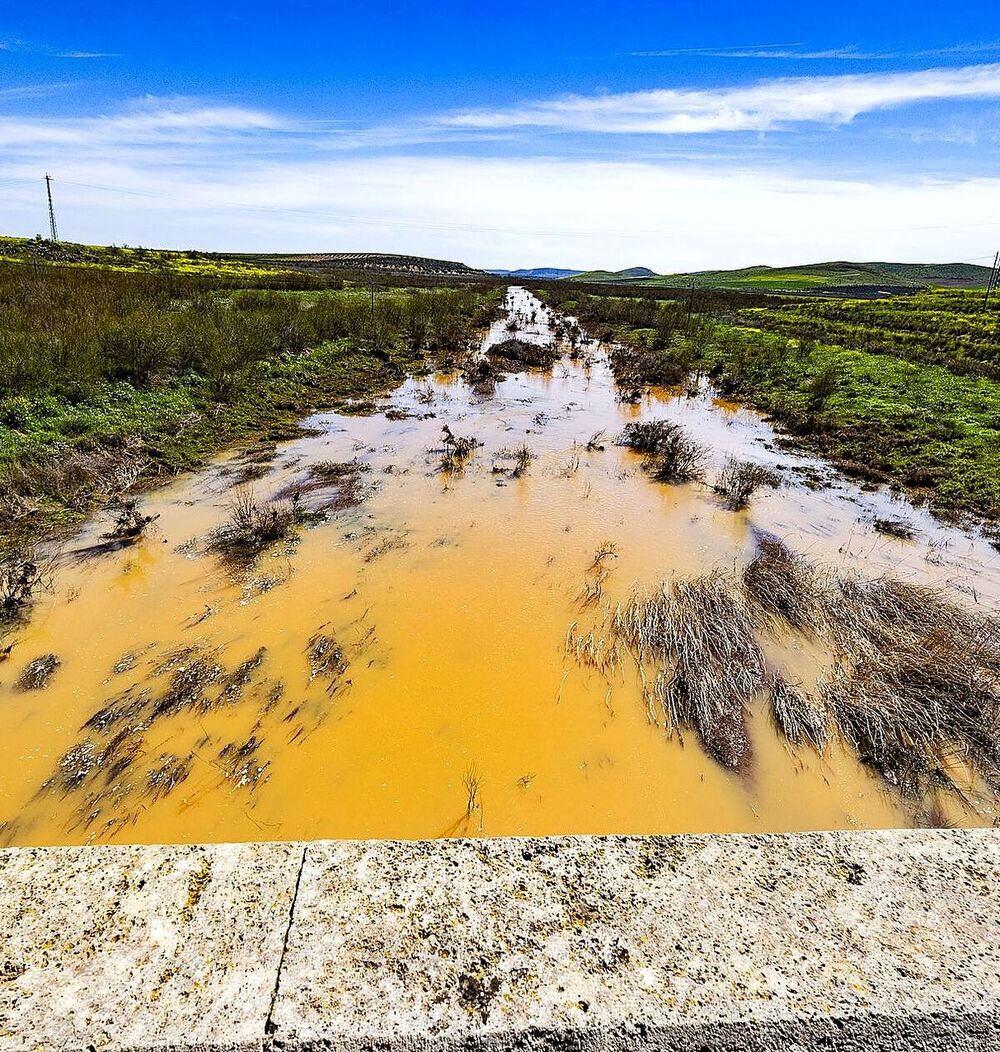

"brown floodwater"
[2, 288, 999, 846]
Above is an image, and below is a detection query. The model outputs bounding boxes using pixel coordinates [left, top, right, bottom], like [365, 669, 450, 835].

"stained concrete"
[0, 841, 303, 1052]
[1, 830, 999, 1051]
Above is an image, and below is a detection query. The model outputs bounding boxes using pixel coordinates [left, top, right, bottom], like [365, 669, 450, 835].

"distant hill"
[0, 237, 485, 279]
[570, 260, 994, 293]
[243, 252, 483, 277]
[488, 267, 583, 279]
[574, 266, 657, 282]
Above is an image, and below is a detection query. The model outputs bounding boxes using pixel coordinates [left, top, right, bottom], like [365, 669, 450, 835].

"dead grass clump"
[617, 420, 706, 484]
[15, 652, 60, 691]
[565, 624, 623, 675]
[220, 647, 268, 703]
[152, 655, 225, 719]
[742, 537, 823, 631]
[217, 737, 269, 790]
[145, 753, 193, 802]
[614, 572, 764, 770]
[770, 675, 828, 753]
[822, 638, 1000, 797]
[494, 443, 535, 479]
[714, 459, 780, 510]
[209, 487, 303, 562]
[0, 443, 149, 532]
[306, 630, 349, 693]
[437, 425, 480, 473]
[487, 338, 558, 369]
[873, 517, 918, 540]
[272, 460, 370, 511]
[823, 575, 978, 657]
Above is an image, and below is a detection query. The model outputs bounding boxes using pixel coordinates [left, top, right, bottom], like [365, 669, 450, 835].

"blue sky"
[2, 1, 1000, 269]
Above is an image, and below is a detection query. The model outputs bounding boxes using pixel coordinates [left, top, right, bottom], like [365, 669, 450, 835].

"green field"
[571, 260, 994, 294]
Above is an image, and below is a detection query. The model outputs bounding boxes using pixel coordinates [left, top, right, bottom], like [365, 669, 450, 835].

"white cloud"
[0, 97, 291, 149]
[3, 154, 998, 271]
[437, 63, 1000, 134]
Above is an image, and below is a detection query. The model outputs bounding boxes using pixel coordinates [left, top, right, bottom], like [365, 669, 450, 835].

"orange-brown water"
[2, 288, 999, 846]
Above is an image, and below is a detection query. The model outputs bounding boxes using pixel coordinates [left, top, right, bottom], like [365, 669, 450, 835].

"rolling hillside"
[570, 260, 994, 293]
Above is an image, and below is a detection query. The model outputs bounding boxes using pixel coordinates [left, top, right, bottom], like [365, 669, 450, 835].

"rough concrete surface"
[1, 830, 998, 1051]
[0, 841, 303, 1052]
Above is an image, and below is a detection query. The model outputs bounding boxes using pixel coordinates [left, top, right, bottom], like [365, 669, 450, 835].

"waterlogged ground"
[2, 288, 999, 846]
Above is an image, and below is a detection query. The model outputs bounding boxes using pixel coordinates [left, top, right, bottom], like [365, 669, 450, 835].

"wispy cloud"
[0, 82, 76, 101]
[0, 37, 118, 59]
[53, 51, 120, 60]
[436, 64, 1000, 135]
[0, 97, 292, 149]
[633, 42, 1000, 61]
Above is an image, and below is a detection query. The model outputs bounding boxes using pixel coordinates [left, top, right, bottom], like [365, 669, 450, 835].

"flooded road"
[2, 287, 999, 846]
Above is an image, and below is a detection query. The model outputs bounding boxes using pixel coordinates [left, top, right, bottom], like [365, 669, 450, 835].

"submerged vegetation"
[571, 532, 1000, 817]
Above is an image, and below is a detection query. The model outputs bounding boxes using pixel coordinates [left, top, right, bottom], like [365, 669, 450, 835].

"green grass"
[700, 326, 1000, 520]
[0, 235, 294, 280]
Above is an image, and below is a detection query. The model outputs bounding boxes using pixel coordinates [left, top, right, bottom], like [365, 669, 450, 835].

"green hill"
[570, 260, 994, 293]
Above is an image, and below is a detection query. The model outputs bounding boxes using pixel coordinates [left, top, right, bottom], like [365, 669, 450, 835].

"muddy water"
[2, 288, 999, 846]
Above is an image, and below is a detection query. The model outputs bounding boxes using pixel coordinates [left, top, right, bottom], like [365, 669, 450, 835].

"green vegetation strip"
[540, 286, 1000, 523]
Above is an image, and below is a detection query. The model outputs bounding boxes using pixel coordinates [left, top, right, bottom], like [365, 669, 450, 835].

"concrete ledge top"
[1, 829, 999, 1051]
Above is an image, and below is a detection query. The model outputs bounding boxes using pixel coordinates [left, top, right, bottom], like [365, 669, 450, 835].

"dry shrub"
[617, 420, 706, 483]
[714, 458, 780, 510]
[209, 487, 303, 562]
[437, 425, 480, 473]
[102, 499, 158, 541]
[0, 549, 52, 623]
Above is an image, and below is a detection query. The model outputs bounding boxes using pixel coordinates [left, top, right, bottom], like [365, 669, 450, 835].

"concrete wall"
[1, 829, 998, 1051]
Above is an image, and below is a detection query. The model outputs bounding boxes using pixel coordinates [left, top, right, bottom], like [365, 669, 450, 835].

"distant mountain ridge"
[487, 267, 583, 279]
[568, 260, 994, 292]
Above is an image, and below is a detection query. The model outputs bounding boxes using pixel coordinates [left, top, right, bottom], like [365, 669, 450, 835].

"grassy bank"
[0, 259, 499, 547]
[539, 286, 1000, 524]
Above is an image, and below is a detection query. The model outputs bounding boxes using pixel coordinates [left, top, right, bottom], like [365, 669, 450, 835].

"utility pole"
[985, 252, 1000, 309]
[44, 173, 59, 242]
